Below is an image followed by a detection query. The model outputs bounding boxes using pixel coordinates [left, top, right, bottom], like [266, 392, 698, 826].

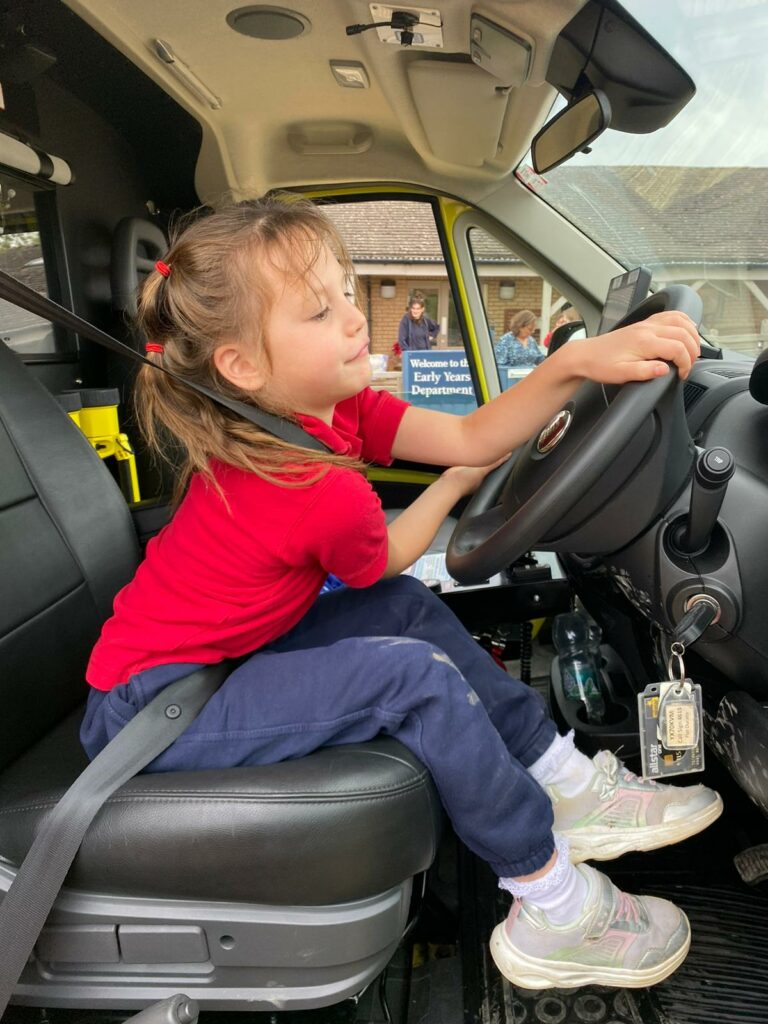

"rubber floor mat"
[493, 881, 768, 1024]
[502, 982, 654, 1024]
[640, 881, 768, 1024]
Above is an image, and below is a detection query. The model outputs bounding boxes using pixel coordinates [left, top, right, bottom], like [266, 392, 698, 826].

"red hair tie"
[145, 342, 165, 354]
[155, 260, 171, 278]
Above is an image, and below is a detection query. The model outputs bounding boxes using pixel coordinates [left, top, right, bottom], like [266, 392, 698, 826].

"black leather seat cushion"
[0, 710, 442, 905]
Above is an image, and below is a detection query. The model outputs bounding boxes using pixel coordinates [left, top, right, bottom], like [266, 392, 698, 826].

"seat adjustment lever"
[124, 994, 199, 1024]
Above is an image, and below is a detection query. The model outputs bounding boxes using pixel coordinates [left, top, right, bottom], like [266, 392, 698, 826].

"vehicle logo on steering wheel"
[537, 409, 572, 454]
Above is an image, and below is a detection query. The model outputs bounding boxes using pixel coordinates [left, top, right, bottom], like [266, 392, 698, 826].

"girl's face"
[257, 243, 371, 421]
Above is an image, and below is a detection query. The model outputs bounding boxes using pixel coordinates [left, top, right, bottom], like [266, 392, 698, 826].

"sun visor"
[407, 59, 509, 167]
[0, 130, 72, 185]
[547, 0, 695, 133]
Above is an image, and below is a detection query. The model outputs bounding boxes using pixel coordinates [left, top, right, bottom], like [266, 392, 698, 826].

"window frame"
[0, 167, 75, 364]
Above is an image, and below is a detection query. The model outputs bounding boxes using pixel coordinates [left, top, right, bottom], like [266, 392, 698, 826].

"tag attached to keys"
[637, 642, 705, 779]
[659, 681, 699, 749]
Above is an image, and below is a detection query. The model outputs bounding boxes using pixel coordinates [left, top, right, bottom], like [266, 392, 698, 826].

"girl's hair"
[508, 309, 537, 335]
[135, 196, 362, 498]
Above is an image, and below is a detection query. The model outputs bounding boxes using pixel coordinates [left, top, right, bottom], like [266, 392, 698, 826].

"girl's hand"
[572, 312, 701, 384]
[442, 456, 509, 498]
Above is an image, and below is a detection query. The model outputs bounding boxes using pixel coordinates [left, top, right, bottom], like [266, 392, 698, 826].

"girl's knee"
[375, 637, 470, 704]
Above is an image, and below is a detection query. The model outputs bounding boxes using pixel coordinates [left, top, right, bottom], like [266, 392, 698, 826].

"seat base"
[2, 859, 412, 1012]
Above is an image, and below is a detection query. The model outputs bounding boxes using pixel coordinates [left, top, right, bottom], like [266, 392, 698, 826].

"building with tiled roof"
[3, 169, 765, 360]
[323, 168, 768, 357]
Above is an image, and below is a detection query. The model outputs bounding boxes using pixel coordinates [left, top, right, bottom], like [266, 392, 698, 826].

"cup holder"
[575, 698, 630, 728]
[550, 648, 640, 759]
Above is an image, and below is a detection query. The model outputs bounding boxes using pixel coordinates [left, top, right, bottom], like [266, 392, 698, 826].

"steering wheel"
[446, 286, 702, 585]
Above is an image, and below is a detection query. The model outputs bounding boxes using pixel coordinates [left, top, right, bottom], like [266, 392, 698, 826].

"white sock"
[528, 731, 596, 797]
[499, 836, 589, 926]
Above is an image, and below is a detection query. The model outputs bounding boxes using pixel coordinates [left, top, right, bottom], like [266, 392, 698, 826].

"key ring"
[666, 641, 686, 691]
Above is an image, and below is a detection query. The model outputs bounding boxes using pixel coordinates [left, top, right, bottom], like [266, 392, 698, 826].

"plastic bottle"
[587, 621, 603, 660]
[552, 612, 606, 723]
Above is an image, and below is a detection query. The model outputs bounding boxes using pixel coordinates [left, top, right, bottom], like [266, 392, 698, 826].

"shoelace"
[597, 751, 658, 801]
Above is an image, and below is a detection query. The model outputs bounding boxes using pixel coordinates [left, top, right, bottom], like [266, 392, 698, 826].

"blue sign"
[401, 349, 478, 416]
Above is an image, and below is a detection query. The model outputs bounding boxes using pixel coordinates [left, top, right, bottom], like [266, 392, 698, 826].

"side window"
[467, 227, 583, 391]
[322, 199, 478, 416]
[0, 172, 65, 357]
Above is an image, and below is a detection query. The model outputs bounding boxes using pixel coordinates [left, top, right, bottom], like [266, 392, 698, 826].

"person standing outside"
[494, 309, 544, 367]
[398, 295, 440, 350]
[543, 306, 581, 349]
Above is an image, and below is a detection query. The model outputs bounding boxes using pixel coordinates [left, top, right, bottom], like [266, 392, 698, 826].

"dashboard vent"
[683, 380, 707, 410]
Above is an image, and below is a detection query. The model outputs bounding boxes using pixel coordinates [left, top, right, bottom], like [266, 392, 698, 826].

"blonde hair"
[135, 196, 362, 500]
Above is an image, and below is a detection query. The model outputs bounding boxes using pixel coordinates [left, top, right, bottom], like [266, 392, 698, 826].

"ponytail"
[133, 196, 364, 502]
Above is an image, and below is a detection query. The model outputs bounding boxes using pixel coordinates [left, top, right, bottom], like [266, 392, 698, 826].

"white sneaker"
[549, 750, 723, 863]
[490, 862, 690, 990]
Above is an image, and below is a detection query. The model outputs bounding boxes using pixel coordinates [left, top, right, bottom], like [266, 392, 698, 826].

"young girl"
[82, 197, 721, 992]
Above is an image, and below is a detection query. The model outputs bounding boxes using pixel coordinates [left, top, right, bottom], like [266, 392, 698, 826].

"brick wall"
[361, 269, 768, 359]
[699, 282, 766, 340]
[483, 278, 552, 338]
[362, 272, 577, 354]
[366, 278, 412, 355]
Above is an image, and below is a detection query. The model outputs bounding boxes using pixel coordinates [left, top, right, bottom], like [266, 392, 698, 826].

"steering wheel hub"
[537, 409, 573, 453]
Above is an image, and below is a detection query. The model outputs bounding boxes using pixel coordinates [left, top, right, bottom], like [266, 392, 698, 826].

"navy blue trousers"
[81, 575, 556, 876]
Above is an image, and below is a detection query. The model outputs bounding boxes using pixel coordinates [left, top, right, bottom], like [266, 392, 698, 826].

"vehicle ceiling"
[64, 0, 586, 203]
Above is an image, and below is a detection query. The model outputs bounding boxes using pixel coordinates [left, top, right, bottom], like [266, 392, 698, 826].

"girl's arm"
[391, 312, 700, 467]
[382, 462, 503, 577]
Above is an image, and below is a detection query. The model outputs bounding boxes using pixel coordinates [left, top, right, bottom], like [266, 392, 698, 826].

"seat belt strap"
[0, 268, 330, 453]
[0, 662, 230, 1018]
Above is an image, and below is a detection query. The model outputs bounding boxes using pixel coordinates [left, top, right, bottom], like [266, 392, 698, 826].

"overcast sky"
[577, 0, 768, 167]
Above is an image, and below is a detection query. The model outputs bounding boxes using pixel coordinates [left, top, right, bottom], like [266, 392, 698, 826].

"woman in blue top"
[495, 309, 545, 367]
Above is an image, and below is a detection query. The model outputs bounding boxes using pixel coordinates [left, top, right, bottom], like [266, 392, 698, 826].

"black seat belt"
[0, 268, 330, 453]
[0, 662, 230, 1019]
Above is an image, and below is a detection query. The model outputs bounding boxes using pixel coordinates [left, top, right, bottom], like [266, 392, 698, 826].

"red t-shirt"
[86, 388, 409, 691]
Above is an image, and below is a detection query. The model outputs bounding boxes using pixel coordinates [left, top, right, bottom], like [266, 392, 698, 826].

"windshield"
[518, 0, 768, 357]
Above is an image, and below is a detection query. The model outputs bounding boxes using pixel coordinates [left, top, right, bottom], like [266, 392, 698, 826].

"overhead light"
[380, 280, 396, 299]
[499, 280, 516, 300]
[153, 39, 222, 110]
[330, 61, 369, 89]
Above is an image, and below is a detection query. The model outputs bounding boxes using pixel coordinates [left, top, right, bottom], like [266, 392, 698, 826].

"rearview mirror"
[531, 90, 611, 174]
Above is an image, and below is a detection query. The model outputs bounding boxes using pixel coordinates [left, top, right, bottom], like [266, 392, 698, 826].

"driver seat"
[0, 340, 442, 1012]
